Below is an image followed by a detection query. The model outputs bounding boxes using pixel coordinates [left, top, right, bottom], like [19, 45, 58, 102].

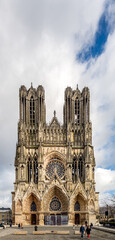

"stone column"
[39, 213, 44, 225]
[68, 213, 74, 225]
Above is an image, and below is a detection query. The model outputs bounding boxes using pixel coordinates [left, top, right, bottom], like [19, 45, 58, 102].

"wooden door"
[31, 214, 36, 225]
[75, 214, 80, 224]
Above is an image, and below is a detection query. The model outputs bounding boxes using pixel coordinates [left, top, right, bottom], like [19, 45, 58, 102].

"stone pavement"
[0, 226, 115, 240]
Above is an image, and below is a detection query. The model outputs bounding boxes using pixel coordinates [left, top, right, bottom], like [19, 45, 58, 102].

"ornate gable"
[50, 111, 60, 128]
[43, 175, 69, 200]
[71, 178, 88, 201]
[23, 180, 41, 201]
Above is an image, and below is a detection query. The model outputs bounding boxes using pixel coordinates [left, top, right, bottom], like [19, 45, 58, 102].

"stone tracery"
[12, 84, 99, 226]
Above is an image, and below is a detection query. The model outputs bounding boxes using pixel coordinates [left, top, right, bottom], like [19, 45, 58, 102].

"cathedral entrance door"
[51, 214, 55, 225]
[75, 214, 80, 224]
[31, 214, 36, 225]
[57, 214, 61, 225]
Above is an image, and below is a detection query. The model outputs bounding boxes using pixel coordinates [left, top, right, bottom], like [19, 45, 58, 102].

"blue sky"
[0, 0, 115, 207]
[77, 0, 115, 176]
[77, 1, 115, 62]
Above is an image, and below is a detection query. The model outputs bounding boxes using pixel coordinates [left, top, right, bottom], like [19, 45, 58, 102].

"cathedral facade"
[12, 84, 99, 225]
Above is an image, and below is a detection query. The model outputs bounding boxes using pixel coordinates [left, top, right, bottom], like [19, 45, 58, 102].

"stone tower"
[12, 84, 99, 225]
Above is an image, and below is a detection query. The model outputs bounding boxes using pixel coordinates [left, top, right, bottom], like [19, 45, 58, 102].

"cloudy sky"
[0, 0, 115, 208]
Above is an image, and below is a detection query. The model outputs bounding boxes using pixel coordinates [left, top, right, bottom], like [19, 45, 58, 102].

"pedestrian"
[80, 224, 85, 239]
[86, 225, 91, 239]
[90, 223, 93, 229]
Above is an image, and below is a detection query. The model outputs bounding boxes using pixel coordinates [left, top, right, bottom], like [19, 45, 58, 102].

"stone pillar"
[68, 213, 74, 225]
[39, 213, 44, 225]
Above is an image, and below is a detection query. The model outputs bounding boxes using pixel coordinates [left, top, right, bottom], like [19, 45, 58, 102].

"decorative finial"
[31, 82, 33, 88]
[54, 110, 56, 117]
[77, 84, 78, 89]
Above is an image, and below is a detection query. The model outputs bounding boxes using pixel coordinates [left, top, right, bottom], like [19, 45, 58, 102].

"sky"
[0, 0, 115, 208]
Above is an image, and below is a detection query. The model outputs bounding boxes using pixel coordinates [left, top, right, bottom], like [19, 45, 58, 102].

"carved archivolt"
[23, 181, 41, 201]
[44, 151, 66, 168]
[42, 185, 69, 212]
[23, 193, 41, 213]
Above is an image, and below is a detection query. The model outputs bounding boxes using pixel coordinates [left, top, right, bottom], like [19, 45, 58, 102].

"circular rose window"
[50, 197, 61, 211]
[46, 159, 65, 179]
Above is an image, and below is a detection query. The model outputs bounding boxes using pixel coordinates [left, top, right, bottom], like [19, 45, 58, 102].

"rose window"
[46, 159, 65, 179]
[50, 197, 61, 211]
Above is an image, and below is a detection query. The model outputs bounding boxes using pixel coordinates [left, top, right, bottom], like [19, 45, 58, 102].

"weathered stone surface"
[75, 230, 80, 235]
[14, 231, 27, 235]
[12, 85, 99, 226]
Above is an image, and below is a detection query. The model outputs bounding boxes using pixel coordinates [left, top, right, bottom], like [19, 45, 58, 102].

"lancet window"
[72, 156, 77, 183]
[86, 96, 88, 122]
[78, 156, 84, 181]
[31, 201, 36, 211]
[27, 156, 38, 183]
[30, 96, 35, 125]
[75, 97, 80, 125]
[33, 157, 38, 184]
[68, 97, 71, 122]
[74, 201, 80, 211]
[74, 130, 81, 146]
[27, 158, 32, 183]
[72, 155, 84, 183]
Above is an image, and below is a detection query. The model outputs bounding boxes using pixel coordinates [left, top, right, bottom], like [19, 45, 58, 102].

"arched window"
[31, 201, 36, 211]
[27, 158, 32, 183]
[30, 96, 35, 125]
[74, 130, 81, 146]
[86, 96, 88, 122]
[33, 157, 38, 184]
[75, 97, 80, 125]
[78, 156, 84, 182]
[74, 130, 77, 145]
[72, 156, 77, 183]
[74, 201, 80, 211]
[72, 155, 84, 183]
[68, 97, 71, 122]
[27, 156, 38, 183]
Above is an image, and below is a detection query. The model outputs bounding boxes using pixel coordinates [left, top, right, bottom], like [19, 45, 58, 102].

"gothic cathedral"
[12, 84, 99, 225]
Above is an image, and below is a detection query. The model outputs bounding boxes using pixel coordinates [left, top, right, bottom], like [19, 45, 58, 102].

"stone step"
[14, 231, 28, 235]
[33, 230, 70, 235]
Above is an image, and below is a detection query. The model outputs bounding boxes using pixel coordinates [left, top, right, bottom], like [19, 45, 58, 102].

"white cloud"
[0, 169, 14, 208]
[99, 192, 115, 206]
[96, 168, 115, 193]
[80, 31, 115, 168]
[0, 0, 115, 207]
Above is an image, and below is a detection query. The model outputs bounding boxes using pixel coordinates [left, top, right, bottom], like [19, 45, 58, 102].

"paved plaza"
[0, 226, 115, 240]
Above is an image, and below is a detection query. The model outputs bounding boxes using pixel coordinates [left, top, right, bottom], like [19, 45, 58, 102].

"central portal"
[44, 214, 68, 225]
[31, 214, 36, 225]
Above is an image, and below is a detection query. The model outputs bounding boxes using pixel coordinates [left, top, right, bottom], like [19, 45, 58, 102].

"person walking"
[86, 225, 91, 239]
[80, 224, 85, 239]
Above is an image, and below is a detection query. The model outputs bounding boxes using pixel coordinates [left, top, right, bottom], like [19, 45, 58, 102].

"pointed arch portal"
[43, 186, 68, 225]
